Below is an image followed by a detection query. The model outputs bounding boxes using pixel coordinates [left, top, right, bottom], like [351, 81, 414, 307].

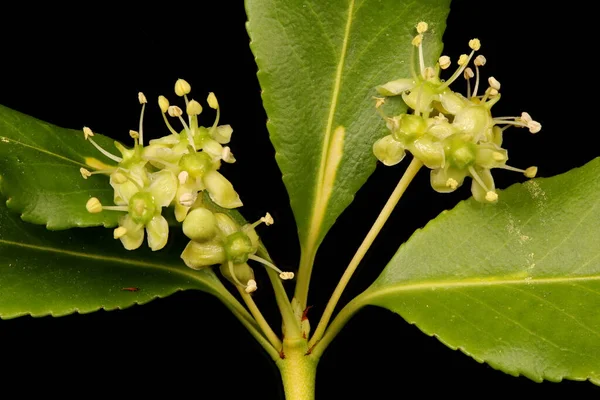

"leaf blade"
[246, 0, 451, 256]
[0, 199, 226, 319]
[364, 158, 600, 384]
[0, 104, 121, 229]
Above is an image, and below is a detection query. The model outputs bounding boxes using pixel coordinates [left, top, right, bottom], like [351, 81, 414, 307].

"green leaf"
[0, 104, 122, 230]
[246, 0, 451, 262]
[0, 198, 228, 319]
[363, 158, 600, 385]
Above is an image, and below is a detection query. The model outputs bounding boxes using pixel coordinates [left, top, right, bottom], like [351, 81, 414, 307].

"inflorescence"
[82, 79, 293, 293]
[373, 21, 541, 203]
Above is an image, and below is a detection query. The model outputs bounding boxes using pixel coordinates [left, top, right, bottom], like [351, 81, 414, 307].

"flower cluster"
[82, 79, 293, 292]
[373, 22, 540, 203]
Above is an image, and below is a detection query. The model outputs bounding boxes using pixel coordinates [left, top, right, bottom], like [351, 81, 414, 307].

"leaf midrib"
[305, 0, 355, 251]
[0, 136, 87, 168]
[0, 238, 210, 285]
[368, 273, 600, 299]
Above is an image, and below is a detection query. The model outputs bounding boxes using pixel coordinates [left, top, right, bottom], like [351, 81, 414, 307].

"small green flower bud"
[401, 82, 438, 113]
[373, 135, 406, 166]
[396, 114, 427, 141]
[128, 192, 157, 225]
[452, 105, 492, 139]
[446, 135, 477, 169]
[204, 170, 243, 209]
[181, 240, 226, 270]
[183, 207, 218, 241]
[376, 78, 415, 96]
[214, 213, 239, 237]
[409, 135, 445, 169]
[219, 262, 255, 287]
[175, 78, 191, 97]
[179, 152, 214, 178]
[224, 232, 254, 264]
[158, 95, 170, 113]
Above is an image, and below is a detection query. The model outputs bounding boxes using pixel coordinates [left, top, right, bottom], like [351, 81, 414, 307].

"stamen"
[83, 127, 123, 163]
[142, 157, 180, 170]
[113, 226, 127, 239]
[209, 95, 222, 139]
[416, 21, 428, 34]
[439, 55, 451, 70]
[169, 106, 195, 150]
[179, 192, 196, 207]
[373, 96, 386, 108]
[207, 92, 219, 109]
[161, 113, 179, 136]
[424, 67, 436, 79]
[528, 120, 542, 133]
[178, 171, 189, 185]
[250, 212, 274, 229]
[86, 197, 103, 213]
[468, 166, 496, 202]
[158, 95, 170, 113]
[418, 36, 426, 77]
[222, 146, 236, 163]
[500, 164, 538, 178]
[446, 178, 458, 189]
[439, 50, 476, 90]
[245, 279, 258, 293]
[469, 38, 481, 51]
[174, 79, 191, 97]
[464, 67, 474, 98]
[228, 260, 246, 288]
[80, 168, 92, 179]
[247, 254, 294, 281]
[138, 92, 147, 146]
[187, 99, 203, 116]
[101, 205, 129, 212]
[488, 77, 501, 90]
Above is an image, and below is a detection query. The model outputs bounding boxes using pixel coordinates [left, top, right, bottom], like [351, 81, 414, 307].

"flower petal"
[118, 214, 145, 250]
[212, 124, 233, 144]
[146, 215, 169, 251]
[148, 170, 178, 208]
[376, 78, 415, 96]
[203, 170, 243, 209]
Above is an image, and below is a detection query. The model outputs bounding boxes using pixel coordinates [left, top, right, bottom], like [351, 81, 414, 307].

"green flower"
[373, 21, 541, 203]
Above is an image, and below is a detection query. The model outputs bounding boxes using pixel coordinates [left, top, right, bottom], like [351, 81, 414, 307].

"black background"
[0, 1, 598, 398]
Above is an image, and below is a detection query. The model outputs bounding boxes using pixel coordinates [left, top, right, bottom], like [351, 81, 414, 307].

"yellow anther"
[158, 95, 170, 113]
[438, 55, 451, 70]
[138, 92, 147, 104]
[245, 279, 258, 293]
[492, 152, 506, 161]
[474, 55, 487, 67]
[458, 54, 469, 66]
[178, 171, 189, 185]
[179, 193, 196, 207]
[446, 178, 459, 189]
[261, 212, 274, 226]
[279, 272, 295, 280]
[373, 96, 386, 108]
[113, 226, 128, 239]
[488, 76, 501, 90]
[86, 197, 103, 213]
[83, 126, 94, 140]
[175, 79, 191, 97]
[485, 191, 498, 202]
[222, 146, 236, 163]
[424, 67, 436, 79]
[168, 105, 183, 117]
[411, 34, 422, 47]
[416, 21, 428, 34]
[112, 172, 128, 184]
[464, 67, 474, 79]
[129, 130, 139, 139]
[469, 38, 481, 51]
[186, 99, 203, 116]
[80, 168, 92, 179]
[528, 120, 542, 133]
[525, 166, 538, 178]
[207, 92, 219, 109]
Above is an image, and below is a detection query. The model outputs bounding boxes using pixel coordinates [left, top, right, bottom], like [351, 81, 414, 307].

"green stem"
[216, 289, 280, 361]
[237, 287, 283, 351]
[309, 158, 423, 348]
[277, 338, 318, 400]
[257, 247, 303, 339]
[294, 250, 315, 312]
